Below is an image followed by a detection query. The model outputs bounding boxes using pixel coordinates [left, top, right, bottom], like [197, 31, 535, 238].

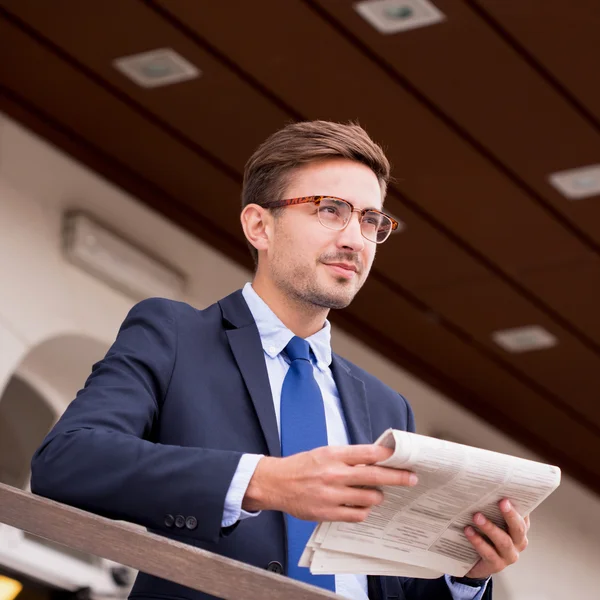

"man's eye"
[320, 206, 340, 215]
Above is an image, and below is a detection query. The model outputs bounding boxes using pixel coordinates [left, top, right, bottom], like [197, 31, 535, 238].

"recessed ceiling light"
[548, 164, 600, 200]
[354, 0, 446, 34]
[491, 326, 557, 353]
[113, 48, 200, 88]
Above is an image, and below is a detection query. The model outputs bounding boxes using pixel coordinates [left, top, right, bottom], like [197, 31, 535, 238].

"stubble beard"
[272, 259, 363, 312]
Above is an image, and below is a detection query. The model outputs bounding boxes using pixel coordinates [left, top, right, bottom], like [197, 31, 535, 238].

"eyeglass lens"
[317, 198, 393, 243]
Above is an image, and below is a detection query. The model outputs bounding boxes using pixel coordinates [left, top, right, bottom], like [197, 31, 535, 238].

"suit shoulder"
[126, 297, 217, 322]
[334, 354, 409, 405]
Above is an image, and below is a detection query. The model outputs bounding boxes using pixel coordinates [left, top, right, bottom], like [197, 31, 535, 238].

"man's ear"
[240, 204, 272, 254]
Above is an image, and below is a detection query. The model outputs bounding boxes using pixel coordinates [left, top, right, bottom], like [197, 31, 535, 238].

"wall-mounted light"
[63, 212, 187, 301]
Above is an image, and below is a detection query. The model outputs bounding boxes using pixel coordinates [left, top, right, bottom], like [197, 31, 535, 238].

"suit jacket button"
[185, 516, 198, 530]
[266, 561, 283, 574]
[164, 514, 175, 528]
[175, 515, 186, 528]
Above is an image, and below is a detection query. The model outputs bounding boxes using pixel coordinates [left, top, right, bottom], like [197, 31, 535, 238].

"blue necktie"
[280, 336, 336, 591]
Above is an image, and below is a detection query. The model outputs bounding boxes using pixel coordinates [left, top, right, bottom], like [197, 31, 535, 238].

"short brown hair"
[242, 120, 391, 264]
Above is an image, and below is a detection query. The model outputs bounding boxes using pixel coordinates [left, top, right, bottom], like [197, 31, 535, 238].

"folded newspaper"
[300, 429, 561, 579]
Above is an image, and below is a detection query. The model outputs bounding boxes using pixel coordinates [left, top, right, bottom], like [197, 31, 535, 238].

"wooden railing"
[0, 483, 336, 600]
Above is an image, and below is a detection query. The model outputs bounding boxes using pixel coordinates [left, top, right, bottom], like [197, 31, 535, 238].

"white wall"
[1, 112, 598, 599]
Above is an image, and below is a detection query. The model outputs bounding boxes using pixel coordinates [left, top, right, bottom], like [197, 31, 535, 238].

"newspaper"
[300, 429, 561, 578]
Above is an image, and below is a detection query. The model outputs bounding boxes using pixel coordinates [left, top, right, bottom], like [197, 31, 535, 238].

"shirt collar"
[241, 282, 332, 370]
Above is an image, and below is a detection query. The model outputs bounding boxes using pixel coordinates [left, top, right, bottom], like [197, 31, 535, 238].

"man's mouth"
[323, 262, 359, 279]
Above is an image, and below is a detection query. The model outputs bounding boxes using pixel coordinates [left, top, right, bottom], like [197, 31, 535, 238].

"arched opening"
[14, 334, 112, 416]
[0, 376, 55, 490]
[0, 332, 112, 490]
[0, 333, 135, 598]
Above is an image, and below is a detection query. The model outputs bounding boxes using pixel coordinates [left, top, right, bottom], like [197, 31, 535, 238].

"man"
[31, 121, 529, 600]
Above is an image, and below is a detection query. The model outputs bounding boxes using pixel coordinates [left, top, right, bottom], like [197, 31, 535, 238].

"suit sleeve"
[30, 298, 244, 545]
[404, 393, 416, 434]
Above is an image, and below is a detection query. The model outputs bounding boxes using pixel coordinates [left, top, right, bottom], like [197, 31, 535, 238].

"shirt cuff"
[445, 574, 490, 600]
[221, 453, 264, 528]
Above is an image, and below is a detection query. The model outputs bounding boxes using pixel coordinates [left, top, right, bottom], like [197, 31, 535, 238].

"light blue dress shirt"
[221, 283, 489, 600]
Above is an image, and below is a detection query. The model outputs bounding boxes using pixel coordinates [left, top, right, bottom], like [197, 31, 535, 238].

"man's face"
[264, 158, 383, 310]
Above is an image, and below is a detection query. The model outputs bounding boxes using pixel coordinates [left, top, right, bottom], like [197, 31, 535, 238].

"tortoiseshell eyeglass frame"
[261, 195, 399, 243]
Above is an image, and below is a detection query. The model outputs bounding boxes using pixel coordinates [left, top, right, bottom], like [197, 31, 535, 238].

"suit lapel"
[220, 290, 281, 458]
[331, 355, 373, 445]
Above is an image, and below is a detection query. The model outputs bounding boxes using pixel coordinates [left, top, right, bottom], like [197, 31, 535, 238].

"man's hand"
[464, 499, 530, 579]
[242, 444, 418, 522]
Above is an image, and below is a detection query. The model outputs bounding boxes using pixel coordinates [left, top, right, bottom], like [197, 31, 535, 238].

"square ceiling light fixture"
[355, 0, 446, 34]
[113, 48, 200, 88]
[492, 325, 557, 353]
[548, 163, 600, 200]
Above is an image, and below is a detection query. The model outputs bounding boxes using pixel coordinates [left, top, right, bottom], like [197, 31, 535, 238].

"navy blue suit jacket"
[31, 290, 491, 600]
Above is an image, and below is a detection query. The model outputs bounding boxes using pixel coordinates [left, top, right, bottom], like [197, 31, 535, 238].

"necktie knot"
[285, 336, 311, 363]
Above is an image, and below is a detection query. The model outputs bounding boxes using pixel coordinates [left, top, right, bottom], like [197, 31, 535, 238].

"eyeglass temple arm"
[262, 197, 320, 209]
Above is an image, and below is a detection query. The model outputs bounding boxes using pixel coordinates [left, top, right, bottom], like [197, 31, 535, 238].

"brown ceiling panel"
[152, 0, 595, 273]
[473, 0, 600, 123]
[519, 258, 600, 342]
[310, 0, 600, 247]
[419, 276, 600, 428]
[364, 221, 491, 291]
[1, 0, 290, 175]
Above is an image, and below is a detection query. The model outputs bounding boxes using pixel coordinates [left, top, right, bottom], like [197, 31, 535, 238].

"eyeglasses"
[262, 195, 399, 244]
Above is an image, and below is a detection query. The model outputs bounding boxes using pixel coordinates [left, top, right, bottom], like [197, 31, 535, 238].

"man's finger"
[332, 444, 394, 466]
[328, 505, 373, 523]
[499, 500, 528, 548]
[473, 513, 519, 563]
[338, 486, 385, 508]
[344, 465, 418, 488]
[465, 527, 504, 570]
[327, 444, 394, 466]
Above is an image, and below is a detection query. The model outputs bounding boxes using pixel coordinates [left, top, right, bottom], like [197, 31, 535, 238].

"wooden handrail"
[0, 483, 336, 600]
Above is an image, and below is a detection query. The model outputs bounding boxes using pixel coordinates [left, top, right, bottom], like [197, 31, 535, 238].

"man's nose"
[336, 211, 365, 252]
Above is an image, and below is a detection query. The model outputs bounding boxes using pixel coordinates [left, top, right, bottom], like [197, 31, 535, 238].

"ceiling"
[1, 0, 599, 494]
